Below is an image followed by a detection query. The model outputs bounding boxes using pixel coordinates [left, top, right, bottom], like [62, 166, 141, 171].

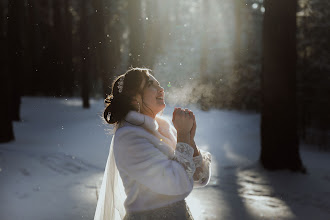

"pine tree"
[260, 0, 305, 172]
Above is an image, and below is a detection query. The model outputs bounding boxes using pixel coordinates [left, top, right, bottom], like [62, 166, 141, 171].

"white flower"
[117, 77, 124, 93]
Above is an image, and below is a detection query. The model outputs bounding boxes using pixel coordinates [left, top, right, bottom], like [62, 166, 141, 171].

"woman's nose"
[158, 85, 164, 92]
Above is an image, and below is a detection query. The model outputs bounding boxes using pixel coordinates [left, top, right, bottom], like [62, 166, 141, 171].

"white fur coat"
[113, 111, 211, 212]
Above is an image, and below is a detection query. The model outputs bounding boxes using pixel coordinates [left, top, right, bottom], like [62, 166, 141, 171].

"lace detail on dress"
[173, 142, 196, 180]
[193, 149, 212, 185]
[123, 200, 194, 220]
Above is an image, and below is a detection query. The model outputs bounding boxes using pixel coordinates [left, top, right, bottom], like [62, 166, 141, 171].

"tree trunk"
[127, 0, 144, 67]
[100, 0, 122, 97]
[8, 0, 24, 121]
[260, 0, 305, 172]
[233, 0, 243, 68]
[103, 27, 121, 97]
[92, 0, 112, 97]
[52, 0, 64, 96]
[25, 0, 41, 95]
[81, 0, 90, 108]
[144, 0, 162, 68]
[0, 2, 15, 142]
[200, 0, 209, 77]
[63, 0, 74, 96]
[0, 80, 15, 142]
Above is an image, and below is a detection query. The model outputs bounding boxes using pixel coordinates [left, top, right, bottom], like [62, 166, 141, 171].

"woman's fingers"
[172, 108, 178, 121]
[172, 107, 183, 121]
[191, 111, 195, 120]
[172, 107, 194, 134]
[182, 108, 192, 119]
[174, 108, 194, 117]
[173, 107, 195, 119]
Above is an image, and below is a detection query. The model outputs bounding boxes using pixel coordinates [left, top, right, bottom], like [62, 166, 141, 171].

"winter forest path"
[0, 97, 330, 220]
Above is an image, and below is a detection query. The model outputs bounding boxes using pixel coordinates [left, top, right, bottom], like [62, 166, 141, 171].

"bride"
[94, 67, 212, 220]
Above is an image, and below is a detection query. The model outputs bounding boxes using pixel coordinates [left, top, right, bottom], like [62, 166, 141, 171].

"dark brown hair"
[103, 67, 150, 124]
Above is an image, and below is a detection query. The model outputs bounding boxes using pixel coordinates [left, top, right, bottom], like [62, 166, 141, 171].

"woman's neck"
[140, 111, 156, 119]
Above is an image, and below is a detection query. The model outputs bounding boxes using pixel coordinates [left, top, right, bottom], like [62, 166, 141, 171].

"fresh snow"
[1, 97, 330, 220]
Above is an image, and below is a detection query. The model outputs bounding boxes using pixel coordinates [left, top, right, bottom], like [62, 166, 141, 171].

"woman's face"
[137, 74, 165, 118]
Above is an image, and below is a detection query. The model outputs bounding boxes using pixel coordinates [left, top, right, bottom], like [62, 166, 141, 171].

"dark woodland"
[0, 0, 329, 171]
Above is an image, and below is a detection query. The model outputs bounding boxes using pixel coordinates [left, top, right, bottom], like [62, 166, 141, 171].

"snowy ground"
[1, 97, 330, 220]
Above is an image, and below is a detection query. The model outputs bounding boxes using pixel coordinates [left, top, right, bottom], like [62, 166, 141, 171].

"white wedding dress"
[94, 111, 212, 220]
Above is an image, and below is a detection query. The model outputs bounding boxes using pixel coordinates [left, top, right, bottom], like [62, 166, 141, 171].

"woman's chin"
[156, 103, 166, 114]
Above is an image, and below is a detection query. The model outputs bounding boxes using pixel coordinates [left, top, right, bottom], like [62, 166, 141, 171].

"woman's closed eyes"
[148, 79, 161, 88]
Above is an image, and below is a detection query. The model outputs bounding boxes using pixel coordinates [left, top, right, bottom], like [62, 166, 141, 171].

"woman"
[94, 67, 211, 220]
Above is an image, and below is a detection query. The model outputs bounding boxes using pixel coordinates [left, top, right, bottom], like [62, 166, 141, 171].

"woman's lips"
[156, 96, 164, 100]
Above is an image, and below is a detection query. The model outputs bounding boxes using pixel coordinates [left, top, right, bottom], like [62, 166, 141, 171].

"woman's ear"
[131, 97, 137, 103]
[131, 95, 142, 112]
[131, 96, 139, 105]
[132, 93, 142, 103]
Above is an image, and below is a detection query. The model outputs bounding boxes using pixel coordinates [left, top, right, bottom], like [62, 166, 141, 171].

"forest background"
[1, 0, 329, 165]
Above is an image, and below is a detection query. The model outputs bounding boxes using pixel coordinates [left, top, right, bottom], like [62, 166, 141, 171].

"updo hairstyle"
[103, 67, 150, 124]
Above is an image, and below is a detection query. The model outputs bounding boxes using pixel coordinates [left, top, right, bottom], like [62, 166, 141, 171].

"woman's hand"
[172, 108, 194, 144]
[190, 113, 196, 141]
[188, 111, 200, 156]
